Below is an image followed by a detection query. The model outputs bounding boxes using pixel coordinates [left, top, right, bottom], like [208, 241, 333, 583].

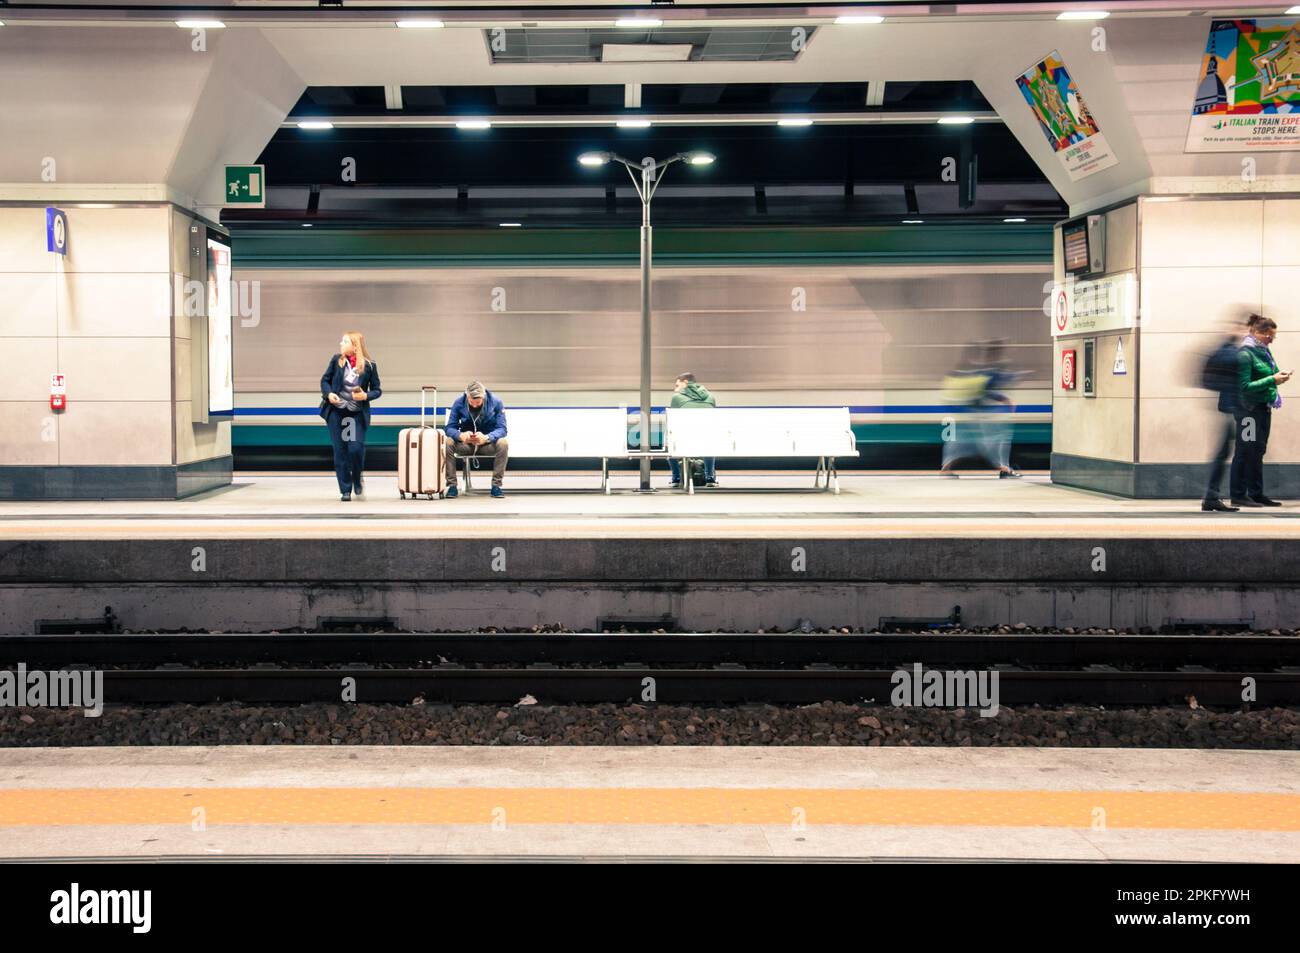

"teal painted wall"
[230, 224, 1054, 269]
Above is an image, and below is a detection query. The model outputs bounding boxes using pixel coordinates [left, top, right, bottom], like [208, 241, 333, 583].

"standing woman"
[1231, 315, 1291, 507]
[320, 331, 382, 502]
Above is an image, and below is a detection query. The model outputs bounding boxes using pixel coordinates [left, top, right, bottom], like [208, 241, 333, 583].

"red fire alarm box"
[50, 373, 66, 411]
[1061, 349, 1077, 390]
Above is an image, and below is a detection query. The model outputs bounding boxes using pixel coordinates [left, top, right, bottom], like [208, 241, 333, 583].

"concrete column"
[0, 203, 232, 498]
[1052, 194, 1300, 498]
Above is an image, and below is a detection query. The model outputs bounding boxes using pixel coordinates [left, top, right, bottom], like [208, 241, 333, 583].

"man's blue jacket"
[445, 391, 508, 442]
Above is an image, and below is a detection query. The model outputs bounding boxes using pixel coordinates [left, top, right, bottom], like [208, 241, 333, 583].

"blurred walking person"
[1200, 324, 1245, 512]
[939, 344, 1020, 478]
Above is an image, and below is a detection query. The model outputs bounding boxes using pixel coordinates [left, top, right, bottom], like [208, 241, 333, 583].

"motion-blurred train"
[230, 262, 1052, 470]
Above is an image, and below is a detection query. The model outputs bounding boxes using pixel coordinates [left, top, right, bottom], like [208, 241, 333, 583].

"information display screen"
[206, 236, 234, 415]
[1062, 221, 1091, 275]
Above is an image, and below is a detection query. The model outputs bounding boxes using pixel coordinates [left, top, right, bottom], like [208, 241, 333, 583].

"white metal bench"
[452, 407, 629, 493]
[664, 407, 858, 493]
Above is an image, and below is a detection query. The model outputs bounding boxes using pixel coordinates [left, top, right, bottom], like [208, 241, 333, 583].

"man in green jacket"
[1231, 315, 1292, 506]
[669, 373, 719, 488]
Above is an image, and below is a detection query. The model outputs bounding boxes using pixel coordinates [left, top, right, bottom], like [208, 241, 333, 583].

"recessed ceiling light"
[297, 121, 334, 131]
[938, 116, 974, 125]
[302, 223, 314, 228]
[1289, 5, 1300, 13]
[1004, 218, 1027, 223]
[1056, 11, 1110, 20]
[616, 18, 663, 28]
[499, 222, 522, 228]
[778, 118, 815, 127]
[617, 119, 652, 129]
[687, 152, 716, 166]
[835, 15, 885, 24]
[902, 219, 924, 224]
[176, 20, 226, 29]
[395, 19, 445, 28]
[456, 120, 491, 130]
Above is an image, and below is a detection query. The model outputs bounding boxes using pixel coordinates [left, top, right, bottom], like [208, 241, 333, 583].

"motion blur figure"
[1199, 319, 1246, 512]
[1231, 315, 1291, 507]
[939, 342, 1022, 478]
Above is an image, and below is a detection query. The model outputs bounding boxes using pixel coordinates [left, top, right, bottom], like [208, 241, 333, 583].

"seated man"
[668, 372, 718, 489]
[443, 380, 509, 498]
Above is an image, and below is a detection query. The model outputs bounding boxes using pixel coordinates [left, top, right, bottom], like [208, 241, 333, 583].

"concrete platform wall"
[0, 581, 1293, 633]
[1, 536, 1294, 631]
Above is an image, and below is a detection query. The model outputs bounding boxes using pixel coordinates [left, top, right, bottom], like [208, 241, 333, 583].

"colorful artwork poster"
[1016, 51, 1118, 181]
[1187, 18, 1300, 152]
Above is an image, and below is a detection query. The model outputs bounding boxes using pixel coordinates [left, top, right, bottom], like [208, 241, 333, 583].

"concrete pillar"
[1052, 194, 1299, 497]
[0, 203, 232, 498]
[0, 24, 303, 498]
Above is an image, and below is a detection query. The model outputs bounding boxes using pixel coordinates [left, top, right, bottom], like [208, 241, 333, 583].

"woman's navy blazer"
[320, 354, 382, 425]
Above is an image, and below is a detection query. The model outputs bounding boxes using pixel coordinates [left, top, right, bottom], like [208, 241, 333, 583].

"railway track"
[2, 633, 1298, 707]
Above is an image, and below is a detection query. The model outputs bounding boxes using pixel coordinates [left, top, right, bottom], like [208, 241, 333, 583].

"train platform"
[0, 745, 1295, 862]
[1, 470, 1296, 633]
[0, 471, 1296, 540]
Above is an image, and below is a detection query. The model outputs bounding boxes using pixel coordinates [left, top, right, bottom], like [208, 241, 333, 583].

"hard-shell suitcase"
[397, 386, 445, 500]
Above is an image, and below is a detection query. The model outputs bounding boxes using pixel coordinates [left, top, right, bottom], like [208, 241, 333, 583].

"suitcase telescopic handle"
[420, 385, 437, 428]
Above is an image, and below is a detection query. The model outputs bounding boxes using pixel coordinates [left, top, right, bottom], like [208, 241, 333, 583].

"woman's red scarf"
[347, 354, 357, 368]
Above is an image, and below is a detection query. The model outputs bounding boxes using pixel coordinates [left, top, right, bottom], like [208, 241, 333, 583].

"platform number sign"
[46, 207, 68, 255]
[224, 165, 266, 208]
[1061, 348, 1077, 390]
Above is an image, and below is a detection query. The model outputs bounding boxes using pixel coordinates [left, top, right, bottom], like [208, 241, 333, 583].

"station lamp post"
[578, 149, 716, 491]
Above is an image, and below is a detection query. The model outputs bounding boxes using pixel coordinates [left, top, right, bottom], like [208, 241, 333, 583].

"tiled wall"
[1052, 203, 1139, 463]
[1139, 197, 1298, 464]
[0, 203, 229, 471]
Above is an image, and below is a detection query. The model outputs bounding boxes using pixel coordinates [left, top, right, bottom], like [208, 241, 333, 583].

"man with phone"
[1231, 315, 1290, 507]
[443, 380, 509, 498]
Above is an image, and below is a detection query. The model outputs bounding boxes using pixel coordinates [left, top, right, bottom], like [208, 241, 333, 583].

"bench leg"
[831, 459, 841, 495]
[602, 458, 610, 494]
[813, 457, 824, 490]
[686, 459, 694, 495]
[462, 455, 472, 491]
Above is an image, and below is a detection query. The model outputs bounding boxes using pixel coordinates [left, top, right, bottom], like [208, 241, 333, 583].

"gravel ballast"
[2, 702, 1297, 748]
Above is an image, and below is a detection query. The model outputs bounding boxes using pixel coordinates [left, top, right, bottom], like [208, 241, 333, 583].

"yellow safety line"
[1, 787, 1297, 830]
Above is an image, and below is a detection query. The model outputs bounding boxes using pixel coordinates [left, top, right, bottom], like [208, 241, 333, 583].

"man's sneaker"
[340, 494, 351, 502]
[491, 485, 505, 499]
[445, 485, 459, 498]
[704, 479, 719, 488]
[998, 469, 1022, 479]
[1202, 498, 1239, 512]
[668, 480, 682, 490]
[353, 478, 365, 498]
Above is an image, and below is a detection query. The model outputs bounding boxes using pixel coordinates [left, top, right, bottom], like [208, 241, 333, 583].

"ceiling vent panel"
[487, 27, 816, 65]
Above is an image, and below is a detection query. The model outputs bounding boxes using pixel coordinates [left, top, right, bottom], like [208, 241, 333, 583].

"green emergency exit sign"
[224, 165, 266, 207]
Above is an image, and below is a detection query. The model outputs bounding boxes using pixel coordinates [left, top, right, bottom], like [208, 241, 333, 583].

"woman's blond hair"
[338, 331, 373, 370]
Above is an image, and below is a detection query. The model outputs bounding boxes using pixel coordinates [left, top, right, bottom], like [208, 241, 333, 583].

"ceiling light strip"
[279, 111, 1004, 130]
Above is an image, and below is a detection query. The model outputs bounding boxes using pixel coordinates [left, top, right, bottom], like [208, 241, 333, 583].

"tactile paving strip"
[1, 787, 1297, 830]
